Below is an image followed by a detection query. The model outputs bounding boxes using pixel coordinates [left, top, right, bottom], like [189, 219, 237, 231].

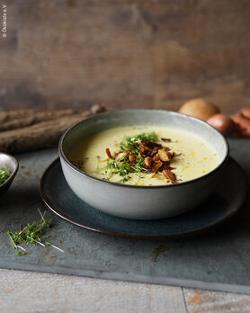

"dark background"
[1, 0, 250, 113]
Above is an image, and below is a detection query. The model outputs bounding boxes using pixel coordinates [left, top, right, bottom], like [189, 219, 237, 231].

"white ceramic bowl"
[59, 110, 228, 220]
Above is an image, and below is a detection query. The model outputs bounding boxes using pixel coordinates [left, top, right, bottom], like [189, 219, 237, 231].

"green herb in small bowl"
[0, 153, 19, 194]
[0, 167, 11, 186]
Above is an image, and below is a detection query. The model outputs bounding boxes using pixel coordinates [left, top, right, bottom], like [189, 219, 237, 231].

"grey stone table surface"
[1, 138, 250, 312]
[1, 269, 250, 313]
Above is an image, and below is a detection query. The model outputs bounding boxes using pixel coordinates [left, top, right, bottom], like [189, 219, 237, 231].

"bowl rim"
[58, 109, 229, 189]
[0, 152, 19, 188]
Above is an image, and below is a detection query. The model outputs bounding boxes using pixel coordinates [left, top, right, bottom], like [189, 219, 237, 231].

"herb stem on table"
[6, 209, 64, 256]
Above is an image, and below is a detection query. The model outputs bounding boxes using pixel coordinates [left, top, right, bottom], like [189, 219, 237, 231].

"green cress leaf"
[0, 167, 10, 185]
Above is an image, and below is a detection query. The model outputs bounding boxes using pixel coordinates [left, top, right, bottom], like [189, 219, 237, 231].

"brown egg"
[240, 107, 250, 119]
[207, 114, 236, 135]
[179, 98, 220, 121]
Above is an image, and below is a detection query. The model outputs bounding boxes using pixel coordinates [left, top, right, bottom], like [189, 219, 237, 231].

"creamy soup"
[69, 126, 219, 186]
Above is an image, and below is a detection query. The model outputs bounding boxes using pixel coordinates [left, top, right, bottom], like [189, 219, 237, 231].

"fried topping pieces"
[104, 132, 178, 183]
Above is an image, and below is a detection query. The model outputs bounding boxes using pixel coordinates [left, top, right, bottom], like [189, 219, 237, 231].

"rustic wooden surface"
[1, 0, 250, 114]
[0, 106, 105, 153]
[1, 269, 250, 313]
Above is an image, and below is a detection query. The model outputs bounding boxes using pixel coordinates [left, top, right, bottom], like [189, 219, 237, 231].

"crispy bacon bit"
[139, 141, 162, 157]
[144, 156, 152, 168]
[150, 147, 159, 156]
[105, 148, 113, 159]
[128, 152, 136, 163]
[162, 162, 174, 170]
[115, 151, 127, 161]
[161, 138, 172, 142]
[144, 141, 162, 149]
[152, 160, 163, 173]
[163, 169, 176, 182]
[152, 153, 160, 162]
[158, 148, 173, 162]
[139, 142, 151, 156]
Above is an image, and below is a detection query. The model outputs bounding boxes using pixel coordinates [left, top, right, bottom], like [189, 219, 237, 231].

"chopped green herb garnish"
[132, 157, 147, 173]
[106, 159, 132, 177]
[120, 132, 159, 153]
[0, 167, 10, 185]
[120, 175, 132, 183]
[16, 250, 28, 256]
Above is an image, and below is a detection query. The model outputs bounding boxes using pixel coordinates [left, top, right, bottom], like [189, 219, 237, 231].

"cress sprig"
[6, 209, 64, 256]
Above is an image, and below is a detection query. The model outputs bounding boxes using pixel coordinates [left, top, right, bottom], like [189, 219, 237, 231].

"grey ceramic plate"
[40, 158, 248, 239]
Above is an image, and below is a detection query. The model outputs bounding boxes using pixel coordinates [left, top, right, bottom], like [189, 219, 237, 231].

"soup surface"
[69, 126, 219, 186]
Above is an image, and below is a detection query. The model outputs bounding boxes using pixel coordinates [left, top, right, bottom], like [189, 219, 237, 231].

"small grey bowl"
[0, 153, 19, 196]
[59, 110, 229, 220]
